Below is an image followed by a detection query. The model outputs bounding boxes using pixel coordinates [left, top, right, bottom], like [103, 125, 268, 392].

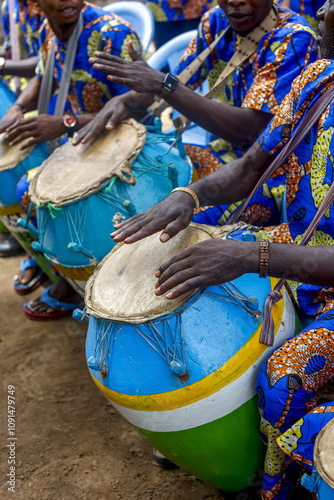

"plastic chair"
[103, 1, 155, 53]
[148, 30, 211, 147]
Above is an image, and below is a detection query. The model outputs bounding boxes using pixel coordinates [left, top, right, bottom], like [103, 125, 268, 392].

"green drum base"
[0, 214, 60, 284]
[134, 396, 265, 493]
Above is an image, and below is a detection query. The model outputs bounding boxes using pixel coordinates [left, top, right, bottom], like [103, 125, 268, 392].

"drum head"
[314, 418, 334, 489]
[29, 119, 146, 207]
[86, 224, 225, 323]
[0, 133, 34, 172]
[314, 416, 334, 489]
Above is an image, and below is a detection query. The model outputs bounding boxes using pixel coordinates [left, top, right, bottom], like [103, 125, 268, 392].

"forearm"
[163, 84, 272, 147]
[244, 241, 334, 288]
[0, 56, 38, 78]
[14, 75, 41, 111]
[187, 141, 272, 206]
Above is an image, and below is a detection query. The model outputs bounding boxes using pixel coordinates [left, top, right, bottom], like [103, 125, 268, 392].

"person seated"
[0, 0, 141, 318]
[74, 0, 318, 229]
[107, 1, 334, 496]
[0, 0, 45, 257]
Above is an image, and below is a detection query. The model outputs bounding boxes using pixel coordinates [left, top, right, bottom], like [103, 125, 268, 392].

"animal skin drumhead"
[0, 132, 34, 172]
[314, 416, 334, 489]
[29, 119, 146, 207]
[85, 224, 220, 323]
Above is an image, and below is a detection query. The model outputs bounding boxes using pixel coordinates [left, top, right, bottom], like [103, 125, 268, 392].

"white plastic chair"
[148, 30, 211, 147]
[103, 1, 155, 53]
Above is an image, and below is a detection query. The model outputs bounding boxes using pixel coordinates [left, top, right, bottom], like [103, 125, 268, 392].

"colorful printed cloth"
[36, 1, 142, 115]
[276, 0, 325, 29]
[256, 311, 334, 499]
[175, 5, 318, 225]
[1, 0, 44, 59]
[144, 0, 215, 22]
[253, 59, 334, 499]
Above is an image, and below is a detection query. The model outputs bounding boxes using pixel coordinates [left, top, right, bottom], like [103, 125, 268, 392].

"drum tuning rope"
[203, 282, 262, 318]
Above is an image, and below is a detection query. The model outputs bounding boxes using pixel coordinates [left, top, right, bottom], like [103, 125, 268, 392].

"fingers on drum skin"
[165, 278, 202, 299]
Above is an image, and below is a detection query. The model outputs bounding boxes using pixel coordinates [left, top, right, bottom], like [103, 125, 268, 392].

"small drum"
[83, 224, 296, 492]
[29, 119, 192, 290]
[303, 417, 334, 499]
[0, 132, 49, 214]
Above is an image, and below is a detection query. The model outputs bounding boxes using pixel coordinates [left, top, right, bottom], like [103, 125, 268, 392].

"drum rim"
[85, 222, 259, 323]
[314, 416, 334, 489]
[29, 119, 146, 207]
[0, 132, 35, 172]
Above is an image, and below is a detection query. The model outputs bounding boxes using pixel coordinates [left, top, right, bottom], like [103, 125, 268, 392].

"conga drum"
[29, 119, 192, 294]
[83, 224, 296, 492]
[0, 133, 56, 281]
[310, 417, 334, 499]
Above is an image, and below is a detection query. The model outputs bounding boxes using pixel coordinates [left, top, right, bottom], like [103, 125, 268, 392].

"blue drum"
[0, 81, 16, 118]
[29, 120, 192, 285]
[0, 132, 49, 214]
[82, 224, 297, 492]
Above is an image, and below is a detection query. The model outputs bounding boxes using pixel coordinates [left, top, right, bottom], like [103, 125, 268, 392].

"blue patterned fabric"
[36, 1, 142, 115]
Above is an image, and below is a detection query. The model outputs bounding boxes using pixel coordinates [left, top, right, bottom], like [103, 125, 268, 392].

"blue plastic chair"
[103, 1, 155, 53]
[148, 30, 211, 147]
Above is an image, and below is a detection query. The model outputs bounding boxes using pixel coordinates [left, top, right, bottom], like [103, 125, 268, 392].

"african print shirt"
[257, 60, 334, 316]
[36, 1, 142, 115]
[144, 0, 216, 22]
[1, 0, 44, 59]
[175, 5, 317, 163]
[276, 0, 325, 29]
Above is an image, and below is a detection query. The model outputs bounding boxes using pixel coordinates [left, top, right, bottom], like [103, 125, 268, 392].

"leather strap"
[173, 6, 278, 134]
[37, 13, 84, 116]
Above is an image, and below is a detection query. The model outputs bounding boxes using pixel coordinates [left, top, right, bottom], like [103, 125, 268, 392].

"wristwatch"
[0, 56, 6, 74]
[62, 112, 77, 137]
[159, 73, 179, 99]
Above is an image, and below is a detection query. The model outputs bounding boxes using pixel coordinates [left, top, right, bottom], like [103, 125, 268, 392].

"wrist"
[11, 102, 26, 115]
[171, 187, 199, 209]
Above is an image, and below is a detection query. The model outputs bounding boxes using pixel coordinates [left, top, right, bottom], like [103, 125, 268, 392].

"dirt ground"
[0, 240, 229, 500]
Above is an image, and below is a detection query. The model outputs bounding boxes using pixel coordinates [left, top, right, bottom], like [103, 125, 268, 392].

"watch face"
[63, 114, 76, 128]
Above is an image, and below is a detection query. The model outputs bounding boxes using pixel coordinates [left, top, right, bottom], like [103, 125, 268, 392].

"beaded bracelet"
[171, 187, 200, 209]
[259, 240, 270, 278]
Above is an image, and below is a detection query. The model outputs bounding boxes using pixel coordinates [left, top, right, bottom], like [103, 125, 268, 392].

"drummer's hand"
[90, 41, 165, 95]
[5, 114, 64, 149]
[72, 94, 127, 145]
[155, 240, 255, 299]
[111, 192, 195, 244]
[0, 105, 23, 134]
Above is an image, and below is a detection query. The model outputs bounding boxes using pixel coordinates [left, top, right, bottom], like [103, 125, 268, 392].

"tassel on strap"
[260, 286, 283, 346]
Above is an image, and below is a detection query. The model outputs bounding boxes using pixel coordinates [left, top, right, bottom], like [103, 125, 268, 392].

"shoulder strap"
[173, 6, 278, 134]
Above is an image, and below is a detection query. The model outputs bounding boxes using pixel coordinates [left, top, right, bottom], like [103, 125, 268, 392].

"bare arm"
[111, 141, 271, 244]
[0, 56, 38, 78]
[90, 44, 272, 149]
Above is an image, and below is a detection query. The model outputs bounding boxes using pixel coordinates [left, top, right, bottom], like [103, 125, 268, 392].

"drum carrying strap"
[8, 0, 21, 97]
[149, 7, 278, 134]
[37, 12, 83, 118]
[226, 85, 334, 346]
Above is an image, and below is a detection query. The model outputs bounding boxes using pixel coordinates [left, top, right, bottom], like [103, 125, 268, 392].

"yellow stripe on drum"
[90, 278, 285, 412]
[0, 203, 24, 215]
[50, 261, 96, 281]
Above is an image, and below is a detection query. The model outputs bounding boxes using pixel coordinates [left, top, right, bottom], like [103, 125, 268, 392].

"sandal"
[13, 258, 47, 295]
[23, 285, 83, 321]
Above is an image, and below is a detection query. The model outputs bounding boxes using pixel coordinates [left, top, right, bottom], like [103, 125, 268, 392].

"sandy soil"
[0, 243, 229, 500]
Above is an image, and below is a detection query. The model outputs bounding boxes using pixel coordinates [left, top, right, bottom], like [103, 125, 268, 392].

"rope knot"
[260, 289, 283, 346]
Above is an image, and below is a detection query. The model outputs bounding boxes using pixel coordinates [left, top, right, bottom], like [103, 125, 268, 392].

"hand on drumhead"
[154, 240, 255, 299]
[0, 105, 23, 135]
[89, 41, 165, 95]
[111, 192, 195, 244]
[73, 95, 128, 145]
[5, 115, 64, 149]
